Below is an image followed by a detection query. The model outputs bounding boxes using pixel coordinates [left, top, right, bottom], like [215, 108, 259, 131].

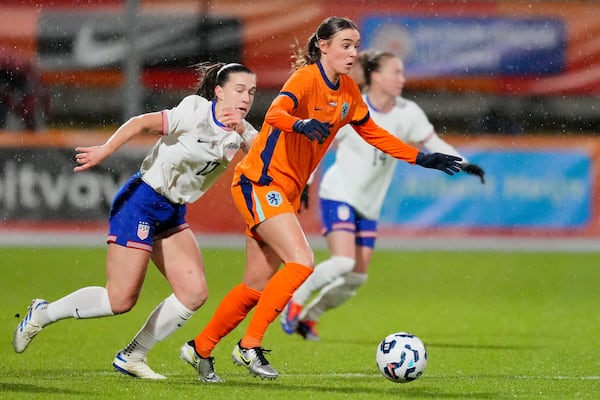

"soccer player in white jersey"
[281, 50, 485, 340]
[13, 62, 258, 382]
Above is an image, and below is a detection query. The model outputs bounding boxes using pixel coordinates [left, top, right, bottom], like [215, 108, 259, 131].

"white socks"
[292, 256, 355, 305]
[33, 288, 194, 361]
[43, 286, 114, 326]
[121, 293, 194, 361]
[302, 272, 367, 322]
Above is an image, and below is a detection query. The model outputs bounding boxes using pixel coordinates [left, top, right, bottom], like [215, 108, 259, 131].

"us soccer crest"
[137, 221, 150, 240]
[225, 143, 239, 161]
[337, 204, 351, 221]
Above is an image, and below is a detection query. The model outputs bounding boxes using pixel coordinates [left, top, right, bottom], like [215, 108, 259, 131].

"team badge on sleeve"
[266, 191, 283, 207]
[137, 221, 150, 240]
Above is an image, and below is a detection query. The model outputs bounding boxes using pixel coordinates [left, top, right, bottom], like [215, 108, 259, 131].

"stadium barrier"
[1, 131, 599, 247]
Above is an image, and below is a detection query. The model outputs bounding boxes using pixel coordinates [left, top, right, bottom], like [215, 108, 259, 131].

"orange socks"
[194, 283, 261, 358]
[241, 262, 313, 348]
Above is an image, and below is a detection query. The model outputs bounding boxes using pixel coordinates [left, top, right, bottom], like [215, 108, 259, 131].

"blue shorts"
[319, 198, 378, 248]
[107, 173, 188, 252]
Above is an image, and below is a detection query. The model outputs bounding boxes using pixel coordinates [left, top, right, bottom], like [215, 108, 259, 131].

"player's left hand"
[415, 152, 462, 175]
[462, 163, 485, 184]
[299, 185, 310, 212]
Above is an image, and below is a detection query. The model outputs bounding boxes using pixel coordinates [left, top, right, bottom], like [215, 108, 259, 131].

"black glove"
[299, 184, 310, 212]
[293, 119, 330, 144]
[415, 152, 462, 175]
[462, 163, 485, 184]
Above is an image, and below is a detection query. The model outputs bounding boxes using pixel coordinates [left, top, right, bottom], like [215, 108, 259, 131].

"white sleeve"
[403, 99, 467, 162]
[403, 100, 434, 143]
[422, 133, 467, 163]
[163, 95, 208, 136]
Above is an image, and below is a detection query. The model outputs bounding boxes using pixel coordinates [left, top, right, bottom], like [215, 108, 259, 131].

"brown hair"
[357, 50, 396, 87]
[291, 16, 359, 70]
[194, 62, 254, 99]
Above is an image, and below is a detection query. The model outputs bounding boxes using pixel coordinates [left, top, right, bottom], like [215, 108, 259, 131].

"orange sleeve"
[264, 94, 299, 133]
[352, 117, 420, 163]
[264, 68, 314, 132]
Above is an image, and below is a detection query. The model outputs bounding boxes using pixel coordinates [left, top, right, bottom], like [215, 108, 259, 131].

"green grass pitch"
[1, 247, 598, 399]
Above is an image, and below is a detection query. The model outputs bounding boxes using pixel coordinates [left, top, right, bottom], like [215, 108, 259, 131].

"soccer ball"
[375, 332, 428, 383]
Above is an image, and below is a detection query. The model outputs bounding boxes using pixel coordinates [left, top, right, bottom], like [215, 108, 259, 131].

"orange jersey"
[234, 62, 419, 202]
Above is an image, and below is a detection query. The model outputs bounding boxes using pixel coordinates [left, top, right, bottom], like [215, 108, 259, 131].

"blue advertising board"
[321, 149, 592, 230]
[361, 16, 566, 78]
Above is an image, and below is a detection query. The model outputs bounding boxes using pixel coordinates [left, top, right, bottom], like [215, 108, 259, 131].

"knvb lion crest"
[266, 191, 283, 207]
[341, 102, 350, 120]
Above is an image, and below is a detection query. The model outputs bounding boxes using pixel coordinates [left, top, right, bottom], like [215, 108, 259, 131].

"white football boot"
[112, 351, 166, 380]
[13, 299, 48, 353]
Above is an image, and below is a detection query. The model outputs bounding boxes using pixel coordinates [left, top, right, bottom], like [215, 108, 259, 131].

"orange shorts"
[231, 175, 300, 237]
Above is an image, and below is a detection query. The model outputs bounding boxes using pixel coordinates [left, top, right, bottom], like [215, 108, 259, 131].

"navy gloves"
[293, 119, 330, 144]
[461, 163, 486, 184]
[415, 152, 463, 175]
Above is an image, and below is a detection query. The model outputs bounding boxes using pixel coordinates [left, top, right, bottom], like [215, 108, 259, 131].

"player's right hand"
[293, 119, 330, 144]
[218, 106, 245, 134]
[74, 145, 111, 172]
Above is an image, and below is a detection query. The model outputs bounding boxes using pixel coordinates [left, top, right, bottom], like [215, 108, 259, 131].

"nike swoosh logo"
[73, 21, 196, 68]
[275, 308, 283, 313]
[75, 308, 81, 318]
[238, 351, 251, 366]
[314, 107, 324, 111]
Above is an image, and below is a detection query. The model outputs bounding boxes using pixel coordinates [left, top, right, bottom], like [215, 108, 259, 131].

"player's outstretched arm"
[415, 152, 462, 175]
[461, 163, 486, 184]
[74, 112, 163, 172]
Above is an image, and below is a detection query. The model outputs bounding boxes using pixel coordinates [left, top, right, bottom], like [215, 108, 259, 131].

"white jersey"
[140, 95, 257, 204]
[318, 95, 461, 220]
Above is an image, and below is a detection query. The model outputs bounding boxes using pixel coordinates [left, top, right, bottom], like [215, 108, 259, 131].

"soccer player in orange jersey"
[180, 16, 462, 381]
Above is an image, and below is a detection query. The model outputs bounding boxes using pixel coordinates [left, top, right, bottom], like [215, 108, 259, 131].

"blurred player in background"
[180, 17, 463, 382]
[281, 50, 485, 340]
[12, 62, 258, 381]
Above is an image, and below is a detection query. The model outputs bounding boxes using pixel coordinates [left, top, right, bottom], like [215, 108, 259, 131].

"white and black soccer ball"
[375, 332, 428, 383]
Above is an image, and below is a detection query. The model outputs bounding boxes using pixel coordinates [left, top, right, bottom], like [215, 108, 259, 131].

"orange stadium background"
[1, 0, 599, 92]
